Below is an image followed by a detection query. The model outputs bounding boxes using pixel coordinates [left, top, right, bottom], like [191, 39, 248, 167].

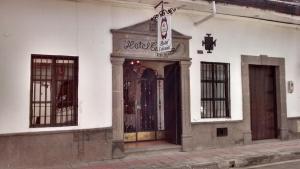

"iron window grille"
[30, 54, 78, 127]
[201, 62, 230, 118]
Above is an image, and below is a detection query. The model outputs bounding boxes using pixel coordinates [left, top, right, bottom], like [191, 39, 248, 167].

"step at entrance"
[125, 140, 181, 156]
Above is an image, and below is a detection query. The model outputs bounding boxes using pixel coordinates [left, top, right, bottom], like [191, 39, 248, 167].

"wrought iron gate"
[124, 68, 165, 142]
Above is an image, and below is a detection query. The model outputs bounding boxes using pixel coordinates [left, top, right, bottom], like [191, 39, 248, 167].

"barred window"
[30, 55, 78, 127]
[201, 62, 230, 118]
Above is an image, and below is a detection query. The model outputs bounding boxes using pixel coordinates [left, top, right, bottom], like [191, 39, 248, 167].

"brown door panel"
[164, 63, 181, 145]
[250, 65, 277, 140]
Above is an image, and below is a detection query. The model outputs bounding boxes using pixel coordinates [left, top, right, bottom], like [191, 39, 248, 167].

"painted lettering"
[160, 40, 169, 46]
[123, 40, 157, 51]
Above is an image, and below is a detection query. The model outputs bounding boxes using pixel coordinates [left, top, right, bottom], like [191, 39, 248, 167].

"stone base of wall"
[192, 117, 300, 149]
[287, 117, 300, 139]
[0, 128, 112, 168]
[1, 118, 299, 168]
[192, 121, 248, 149]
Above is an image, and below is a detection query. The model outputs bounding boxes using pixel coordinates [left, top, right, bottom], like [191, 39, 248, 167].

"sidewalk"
[46, 139, 300, 169]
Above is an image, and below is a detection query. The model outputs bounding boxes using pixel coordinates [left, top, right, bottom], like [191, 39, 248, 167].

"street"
[240, 159, 300, 169]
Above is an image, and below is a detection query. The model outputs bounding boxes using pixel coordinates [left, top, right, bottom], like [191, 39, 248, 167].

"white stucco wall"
[0, 0, 114, 133]
[0, 0, 299, 134]
[181, 15, 300, 122]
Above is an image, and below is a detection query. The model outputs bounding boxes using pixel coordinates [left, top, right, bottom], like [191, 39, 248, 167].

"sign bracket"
[151, 1, 176, 21]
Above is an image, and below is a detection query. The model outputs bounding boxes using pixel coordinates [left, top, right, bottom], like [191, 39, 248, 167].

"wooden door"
[164, 63, 181, 144]
[249, 65, 277, 140]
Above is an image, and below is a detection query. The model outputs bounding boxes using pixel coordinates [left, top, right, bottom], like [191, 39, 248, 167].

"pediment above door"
[111, 20, 191, 60]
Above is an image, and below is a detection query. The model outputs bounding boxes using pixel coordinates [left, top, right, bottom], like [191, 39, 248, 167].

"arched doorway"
[111, 20, 193, 158]
[123, 60, 182, 145]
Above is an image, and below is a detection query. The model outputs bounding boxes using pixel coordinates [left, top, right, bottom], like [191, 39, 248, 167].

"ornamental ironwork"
[202, 34, 217, 53]
[151, 1, 177, 21]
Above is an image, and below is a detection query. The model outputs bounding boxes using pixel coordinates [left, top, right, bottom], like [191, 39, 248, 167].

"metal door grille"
[123, 64, 165, 142]
[201, 62, 230, 118]
[30, 55, 78, 127]
[124, 78, 164, 133]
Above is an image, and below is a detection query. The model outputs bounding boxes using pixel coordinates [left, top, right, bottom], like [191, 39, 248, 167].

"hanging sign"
[157, 15, 172, 53]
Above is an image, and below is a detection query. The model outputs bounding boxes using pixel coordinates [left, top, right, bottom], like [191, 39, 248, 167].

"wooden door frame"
[241, 55, 288, 143]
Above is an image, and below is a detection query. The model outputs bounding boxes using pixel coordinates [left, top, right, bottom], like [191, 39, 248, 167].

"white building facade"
[0, 0, 299, 167]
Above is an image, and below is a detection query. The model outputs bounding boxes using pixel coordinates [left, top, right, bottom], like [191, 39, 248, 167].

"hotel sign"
[157, 15, 172, 53]
[123, 39, 182, 56]
[111, 20, 190, 59]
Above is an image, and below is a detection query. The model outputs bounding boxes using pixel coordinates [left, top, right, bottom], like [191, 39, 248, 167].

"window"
[30, 55, 78, 127]
[201, 62, 230, 118]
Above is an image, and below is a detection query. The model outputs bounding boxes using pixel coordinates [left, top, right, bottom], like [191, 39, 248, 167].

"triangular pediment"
[111, 19, 191, 39]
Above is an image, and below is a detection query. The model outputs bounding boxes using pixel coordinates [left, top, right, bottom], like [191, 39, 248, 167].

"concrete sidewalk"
[44, 139, 300, 169]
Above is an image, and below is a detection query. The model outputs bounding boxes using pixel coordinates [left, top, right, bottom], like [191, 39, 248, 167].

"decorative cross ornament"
[202, 34, 217, 53]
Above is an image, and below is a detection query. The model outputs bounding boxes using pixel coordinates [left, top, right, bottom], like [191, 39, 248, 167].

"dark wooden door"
[249, 65, 277, 140]
[164, 63, 181, 144]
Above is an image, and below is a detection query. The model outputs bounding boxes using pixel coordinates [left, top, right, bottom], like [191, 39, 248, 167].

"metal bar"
[73, 59, 76, 124]
[205, 63, 208, 118]
[210, 64, 213, 118]
[206, 63, 209, 118]
[31, 57, 35, 126]
[206, 63, 208, 118]
[147, 79, 150, 130]
[222, 73, 225, 117]
[59, 62, 62, 124]
[219, 65, 222, 117]
[146, 80, 149, 130]
[66, 59, 69, 124]
[216, 65, 219, 118]
[70, 60, 73, 124]
[226, 63, 230, 117]
[51, 58, 57, 125]
[200, 62, 204, 117]
[201, 82, 204, 117]
[145, 80, 148, 130]
[223, 64, 226, 117]
[39, 61, 42, 124]
[62, 60, 65, 124]
[44, 59, 48, 125]
[154, 0, 164, 9]
[158, 79, 160, 130]
[202, 62, 205, 118]
[211, 63, 215, 118]
[59, 61, 62, 124]
[134, 80, 137, 134]
[175, 65, 179, 142]
[75, 58, 78, 124]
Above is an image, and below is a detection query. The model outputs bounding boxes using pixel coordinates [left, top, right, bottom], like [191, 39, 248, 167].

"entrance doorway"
[249, 65, 278, 140]
[123, 60, 181, 145]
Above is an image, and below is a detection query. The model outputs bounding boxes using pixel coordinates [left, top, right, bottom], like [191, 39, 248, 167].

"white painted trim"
[98, 0, 300, 28]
